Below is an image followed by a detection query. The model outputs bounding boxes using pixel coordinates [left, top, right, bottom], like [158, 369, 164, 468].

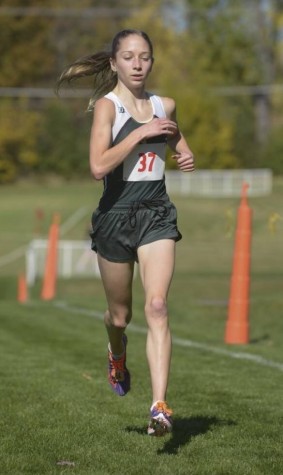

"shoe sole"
[148, 418, 172, 437]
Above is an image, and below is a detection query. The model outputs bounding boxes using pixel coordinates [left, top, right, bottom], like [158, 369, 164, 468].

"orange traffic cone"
[225, 182, 252, 344]
[41, 213, 60, 301]
[17, 273, 28, 303]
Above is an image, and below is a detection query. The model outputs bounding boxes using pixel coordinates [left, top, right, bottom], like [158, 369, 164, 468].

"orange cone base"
[17, 274, 28, 303]
[225, 320, 249, 344]
[41, 290, 54, 301]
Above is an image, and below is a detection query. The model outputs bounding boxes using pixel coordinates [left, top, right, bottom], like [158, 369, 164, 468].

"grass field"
[0, 178, 282, 475]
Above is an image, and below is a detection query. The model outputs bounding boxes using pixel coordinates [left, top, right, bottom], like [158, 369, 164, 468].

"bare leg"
[137, 239, 175, 404]
[97, 254, 134, 355]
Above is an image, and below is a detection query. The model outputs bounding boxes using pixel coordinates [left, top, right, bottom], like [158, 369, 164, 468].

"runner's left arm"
[161, 97, 195, 173]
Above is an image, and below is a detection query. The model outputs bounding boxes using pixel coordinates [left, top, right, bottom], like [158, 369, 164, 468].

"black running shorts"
[90, 199, 182, 263]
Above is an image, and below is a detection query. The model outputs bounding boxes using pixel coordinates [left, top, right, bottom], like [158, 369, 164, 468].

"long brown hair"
[56, 29, 154, 110]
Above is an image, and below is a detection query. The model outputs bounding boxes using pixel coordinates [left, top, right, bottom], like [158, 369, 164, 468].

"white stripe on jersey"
[104, 91, 166, 142]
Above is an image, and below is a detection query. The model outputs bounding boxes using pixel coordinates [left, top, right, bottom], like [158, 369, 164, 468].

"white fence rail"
[26, 239, 138, 285]
[165, 169, 272, 197]
[26, 239, 100, 285]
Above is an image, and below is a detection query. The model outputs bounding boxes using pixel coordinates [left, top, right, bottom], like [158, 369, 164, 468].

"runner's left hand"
[172, 152, 195, 172]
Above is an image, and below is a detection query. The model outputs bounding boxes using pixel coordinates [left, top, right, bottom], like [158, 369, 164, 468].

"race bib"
[123, 143, 166, 181]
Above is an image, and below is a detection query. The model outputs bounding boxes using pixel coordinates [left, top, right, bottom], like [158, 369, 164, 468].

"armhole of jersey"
[104, 92, 120, 133]
[105, 92, 124, 110]
[150, 94, 167, 119]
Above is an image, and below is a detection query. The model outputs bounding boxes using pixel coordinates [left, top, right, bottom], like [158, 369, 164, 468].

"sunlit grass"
[0, 178, 282, 474]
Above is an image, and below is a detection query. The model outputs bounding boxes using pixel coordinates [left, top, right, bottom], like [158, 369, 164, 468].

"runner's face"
[110, 34, 153, 88]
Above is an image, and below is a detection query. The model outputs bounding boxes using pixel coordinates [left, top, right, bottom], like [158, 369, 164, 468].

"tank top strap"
[104, 92, 131, 141]
[149, 94, 167, 119]
[105, 91, 125, 112]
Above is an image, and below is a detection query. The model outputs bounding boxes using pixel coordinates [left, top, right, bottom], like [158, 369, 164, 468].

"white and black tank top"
[98, 91, 170, 210]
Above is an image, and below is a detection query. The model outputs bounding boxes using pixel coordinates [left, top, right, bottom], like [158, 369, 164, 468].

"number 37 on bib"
[123, 143, 166, 182]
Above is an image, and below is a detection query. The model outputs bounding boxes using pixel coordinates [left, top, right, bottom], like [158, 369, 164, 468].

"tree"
[0, 0, 55, 87]
[185, 0, 283, 152]
[1, 0, 283, 179]
[0, 99, 41, 183]
[123, 1, 239, 168]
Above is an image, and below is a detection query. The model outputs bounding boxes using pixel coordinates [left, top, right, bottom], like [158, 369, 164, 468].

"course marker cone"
[17, 273, 28, 303]
[41, 213, 60, 301]
[225, 182, 252, 344]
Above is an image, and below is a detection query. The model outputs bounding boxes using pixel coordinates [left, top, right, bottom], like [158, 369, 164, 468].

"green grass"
[0, 178, 282, 474]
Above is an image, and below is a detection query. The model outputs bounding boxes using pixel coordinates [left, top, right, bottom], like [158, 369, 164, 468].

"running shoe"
[108, 334, 130, 396]
[147, 401, 173, 436]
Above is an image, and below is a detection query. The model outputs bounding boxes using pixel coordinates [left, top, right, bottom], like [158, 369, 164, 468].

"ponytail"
[56, 30, 153, 110]
[56, 51, 117, 110]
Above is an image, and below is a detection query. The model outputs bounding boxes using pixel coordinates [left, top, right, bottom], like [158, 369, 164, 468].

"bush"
[0, 100, 41, 183]
[37, 102, 91, 178]
[258, 128, 283, 175]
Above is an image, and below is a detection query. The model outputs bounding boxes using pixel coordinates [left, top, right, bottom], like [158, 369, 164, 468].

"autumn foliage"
[1, 0, 283, 182]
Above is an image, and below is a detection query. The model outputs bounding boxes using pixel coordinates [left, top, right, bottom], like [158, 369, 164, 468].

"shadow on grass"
[249, 333, 271, 344]
[125, 415, 236, 455]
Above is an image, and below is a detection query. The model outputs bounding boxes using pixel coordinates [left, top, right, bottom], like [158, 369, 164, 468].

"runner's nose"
[133, 58, 142, 69]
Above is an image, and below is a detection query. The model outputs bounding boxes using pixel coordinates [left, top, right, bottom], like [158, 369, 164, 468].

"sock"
[151, 400, 164, 411]
[108, 343, 125, 360]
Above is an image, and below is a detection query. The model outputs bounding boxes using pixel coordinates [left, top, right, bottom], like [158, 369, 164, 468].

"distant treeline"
[1, 0, 283, 182]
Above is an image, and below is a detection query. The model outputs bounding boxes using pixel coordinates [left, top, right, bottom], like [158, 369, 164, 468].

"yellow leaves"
[268, 212, 283, 234]
[0, 100, 42, 183]
[0, 15, 54, 87]
[0, 159, 17, 183]
[174, 91, 239, 169]
[20, 150, 38, 167]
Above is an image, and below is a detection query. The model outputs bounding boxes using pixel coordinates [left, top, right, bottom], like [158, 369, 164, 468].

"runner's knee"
[145, 296, 168, 322]
[105, 307, 132, 328]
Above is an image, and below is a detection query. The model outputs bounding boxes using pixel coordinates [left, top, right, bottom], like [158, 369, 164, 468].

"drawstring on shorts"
[120, 199, 170, 228]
